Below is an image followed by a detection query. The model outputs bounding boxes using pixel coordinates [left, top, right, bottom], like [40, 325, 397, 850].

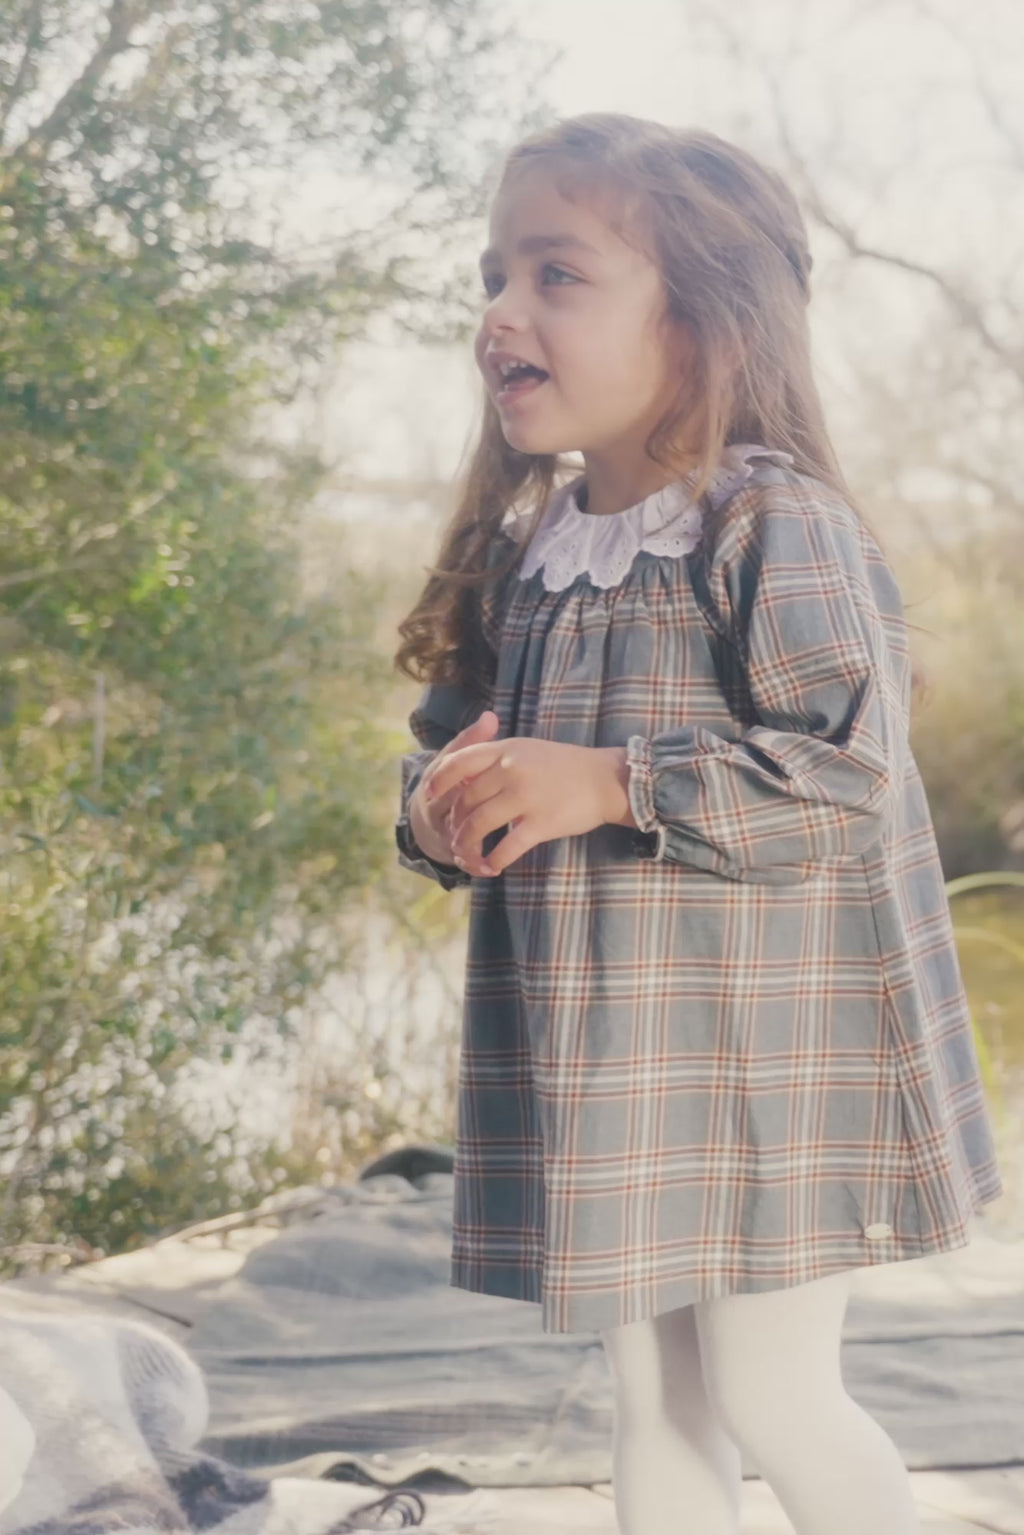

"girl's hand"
[408, 711, 502, 867]
[425, 737, 634, 877]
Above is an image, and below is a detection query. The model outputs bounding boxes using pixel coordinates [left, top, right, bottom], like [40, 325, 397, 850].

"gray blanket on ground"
[1, 1150, 1021, 1535]
[0, 1289, 433, 1534]
[185, 1165, 1024, 1486]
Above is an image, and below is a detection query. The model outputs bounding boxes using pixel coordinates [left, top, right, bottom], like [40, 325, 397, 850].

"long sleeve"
[626, 478, 911, 885]
[395, 680, 489, 891]
[395, 528, 520, 891]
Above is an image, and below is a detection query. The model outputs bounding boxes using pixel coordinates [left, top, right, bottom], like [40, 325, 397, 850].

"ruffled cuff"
[395, 815, 472, 890]
[396, 751, 472, 891]
[625, 735, 667, 862]
[624, 729, 820, 883]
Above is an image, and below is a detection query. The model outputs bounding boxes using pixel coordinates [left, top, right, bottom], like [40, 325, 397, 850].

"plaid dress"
[395, 444, 1004, 1335]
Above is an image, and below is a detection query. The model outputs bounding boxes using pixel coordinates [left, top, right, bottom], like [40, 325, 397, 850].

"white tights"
[599, 1269, 920, 1535]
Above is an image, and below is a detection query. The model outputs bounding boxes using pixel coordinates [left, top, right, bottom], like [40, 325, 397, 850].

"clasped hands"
[409, 710, 636, 877]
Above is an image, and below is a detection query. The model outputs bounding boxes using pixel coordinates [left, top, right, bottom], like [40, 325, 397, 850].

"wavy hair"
[394, 115, 911, 698]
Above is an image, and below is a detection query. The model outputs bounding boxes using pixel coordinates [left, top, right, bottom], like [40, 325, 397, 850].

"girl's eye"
[481, 264, 579, 300]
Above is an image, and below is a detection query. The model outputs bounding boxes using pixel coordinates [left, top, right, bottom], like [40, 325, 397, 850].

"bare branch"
[908, 0, 1024, 175]
[966, 52, 1024, 177]
[0, 552, 112, 592]
[0, 0, 47, 145]
[761, 70, 1024, 388]
[16, 0, 148, 158]
[685, 0, 1023, 384]
[807, 211, 1019, 384]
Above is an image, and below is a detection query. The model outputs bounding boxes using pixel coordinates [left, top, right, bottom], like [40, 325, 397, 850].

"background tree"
[668, 0, 1024, 876]
[0, 0, 545, 1266]
[659, 0, 1024, 1229]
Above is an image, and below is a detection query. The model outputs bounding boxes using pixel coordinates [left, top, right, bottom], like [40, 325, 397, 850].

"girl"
[393, 114, 1003, 1535]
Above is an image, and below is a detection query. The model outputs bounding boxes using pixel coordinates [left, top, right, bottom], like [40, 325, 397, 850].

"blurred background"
[1, 0, 1022, 1273]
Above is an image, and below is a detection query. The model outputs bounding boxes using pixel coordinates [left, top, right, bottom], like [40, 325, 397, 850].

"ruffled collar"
[501, 443, 794, 592]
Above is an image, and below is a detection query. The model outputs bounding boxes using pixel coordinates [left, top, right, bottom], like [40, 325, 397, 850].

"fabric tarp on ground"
[179, 1160, 1024, 1488]
[0, 1284, 445, 1534]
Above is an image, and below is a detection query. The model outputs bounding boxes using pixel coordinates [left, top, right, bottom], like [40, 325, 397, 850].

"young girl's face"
[474, 164, 693, 466]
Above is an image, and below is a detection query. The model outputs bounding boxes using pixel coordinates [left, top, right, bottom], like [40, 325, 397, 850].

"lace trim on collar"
[502, 443, 794, 592]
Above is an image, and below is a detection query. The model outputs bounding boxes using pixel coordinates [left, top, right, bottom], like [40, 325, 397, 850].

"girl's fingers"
[448, 758, 507, 825]
[419, 776, 479, 856]
[466, 815, 537, 878]
[424, 714, 501, 801]
[436, 710, 500, 759]
[450, 789, 521, 870]
[427, 741, 505, 802]
[422, 775, 461, 815]
[416, 716, 502, 860]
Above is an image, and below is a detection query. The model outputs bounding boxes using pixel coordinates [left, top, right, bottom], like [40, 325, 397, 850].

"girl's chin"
[498, 419, 574, 456]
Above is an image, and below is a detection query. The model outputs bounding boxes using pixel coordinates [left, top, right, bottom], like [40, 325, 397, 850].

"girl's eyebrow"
[479, 233, 601, 269]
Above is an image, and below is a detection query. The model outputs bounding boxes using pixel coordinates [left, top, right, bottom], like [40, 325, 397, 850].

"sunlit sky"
[317, 0, 1021, 489]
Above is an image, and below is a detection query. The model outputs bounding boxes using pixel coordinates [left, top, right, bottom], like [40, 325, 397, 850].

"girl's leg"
[599, 1304, 743, 1535]
[694, 1269, 920, 1535]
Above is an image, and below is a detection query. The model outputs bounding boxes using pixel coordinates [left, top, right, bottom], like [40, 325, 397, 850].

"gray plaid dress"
[395, 444, 1004, 1335]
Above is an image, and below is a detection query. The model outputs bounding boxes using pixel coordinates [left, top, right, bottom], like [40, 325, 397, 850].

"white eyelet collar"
[502, 443, 794, 593]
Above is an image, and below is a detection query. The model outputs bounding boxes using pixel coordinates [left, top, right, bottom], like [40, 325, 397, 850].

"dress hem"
[450, 1173, 1005, 1334]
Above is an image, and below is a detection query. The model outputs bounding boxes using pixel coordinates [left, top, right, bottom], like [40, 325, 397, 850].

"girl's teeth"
[499, 365, 547, 390]
[499, 362, 546, 381]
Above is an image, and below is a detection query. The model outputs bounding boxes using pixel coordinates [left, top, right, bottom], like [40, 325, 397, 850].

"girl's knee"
[601, 1305, 705, 1418]
[698, 1334, 848, 1466]
[693, 1275, 851, 1454]
[694, 1351, 785, 1455]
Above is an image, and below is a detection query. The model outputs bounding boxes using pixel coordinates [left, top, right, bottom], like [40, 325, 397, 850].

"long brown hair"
[394, 115, 911, 698]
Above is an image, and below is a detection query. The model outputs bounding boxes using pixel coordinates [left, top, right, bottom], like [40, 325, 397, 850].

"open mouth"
[495, 360, 550, 401]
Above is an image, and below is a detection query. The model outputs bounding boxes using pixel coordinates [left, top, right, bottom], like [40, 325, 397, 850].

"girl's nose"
[483, 284, 529, 336]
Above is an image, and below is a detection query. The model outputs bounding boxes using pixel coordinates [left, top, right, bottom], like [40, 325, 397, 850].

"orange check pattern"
[396, 453, 1003, 1334]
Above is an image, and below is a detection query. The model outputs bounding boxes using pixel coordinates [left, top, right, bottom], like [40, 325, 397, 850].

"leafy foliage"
[0, 0, 539, 1265]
